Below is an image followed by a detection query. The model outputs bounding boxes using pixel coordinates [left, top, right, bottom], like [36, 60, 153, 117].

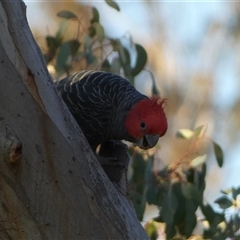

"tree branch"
[0, 0, 148, 239]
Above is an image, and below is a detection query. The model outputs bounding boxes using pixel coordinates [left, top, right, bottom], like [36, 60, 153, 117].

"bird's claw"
[100, 157, 125, 168]
[98, 140, 130, 182]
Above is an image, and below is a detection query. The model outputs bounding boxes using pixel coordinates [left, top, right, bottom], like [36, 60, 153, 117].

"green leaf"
[176, 129, 194, 139]
[120, 47, 131, 67]
[148, 70, 159, 95]
[144, 156, 154, 182]
[105, 0, 120, 11]
[56, 40, 80, 74]
[101, 59, 111, 72]
[161, 190, 178, 225]
[165, 224, 176, 240]
[70, 40, 81, 53]
[185, 167, 206, 198]
[153, 215, 164, 223]
[110, 57, 121, 74]
[232, 187, 240, 200]
[145, 221, 159, 240]
[84, 35, 92, 51]
[177, 200, 197, 237]
[88, 25, 96, 38]
[132, 44, 147, 77]
[44, 36, 59, 63]
[119, 47, 133, 80]
[91, 7, 99, 23]
[46, 36, 59, 49]
[57, 10, 78, 19]
[146, 166, 171, 206]
[55, 20, 67, 44]
[214, 196, 233, 209]
[189, 154, 207, 168]
[110, 38, 119, 51]
[184, 201, 198, 237]
[84, 36, 97, 66]
[85, 52, 97, 66]
[145, 156, 158, 205]
[56, 42, 71, 74]
[201, 204, 217, 224]
[201, 203, 224, 233]
[212, 141, 224, 167]
[129, 151, 147, 221]
[131, 152, 147, 193]
[181, 182, 202, 204]
[93, 22, 105, 43]
[198, 163, 207, 194]
[221, 188, 232, 195]
[130, 191, 146, 221]
[146, 182, 161, 206]
[194, 125, 204, 137]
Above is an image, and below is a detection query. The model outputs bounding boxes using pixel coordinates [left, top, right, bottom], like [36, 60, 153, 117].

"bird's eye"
[140, 122, 146, 131]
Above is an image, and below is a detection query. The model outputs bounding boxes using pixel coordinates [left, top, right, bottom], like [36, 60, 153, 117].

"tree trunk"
[0, 1, 148, 239]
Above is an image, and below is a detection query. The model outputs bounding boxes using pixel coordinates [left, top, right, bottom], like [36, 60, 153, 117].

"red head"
[124, 97, 167, 149]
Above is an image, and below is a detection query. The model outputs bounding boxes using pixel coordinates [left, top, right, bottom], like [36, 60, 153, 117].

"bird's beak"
[136, 134, 160, 149]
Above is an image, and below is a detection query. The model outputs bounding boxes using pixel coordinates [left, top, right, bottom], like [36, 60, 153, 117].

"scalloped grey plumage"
[55, 70, 146, 149]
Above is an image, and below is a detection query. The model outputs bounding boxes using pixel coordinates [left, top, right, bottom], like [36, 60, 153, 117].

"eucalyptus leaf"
[57, 10, 78, 19]
[56, 42, 72, 74]
[91, 7, 99, 23]
[212, 141, 224, 167]
[101, 59, 111, 72]
[93, 22, 105, 43]
[84, 35, 92, 51]
[214, 196, 233, 209]
[200, 204, 217, 224]
[110, 57, 121, 74]
[148, 70, 159, 95]
[117, 44, 132, 82]
[132, 44, 147, 77]
[131, 151, 147, 193]
[105, 0, 120, 11]
[220, 188, 232, 195]
[194, 125, 204, 137]
[117, 44, 131, 68]
[56, 40, 80, 74]
[110, 38, 119, 51]
[130, 191, 146, 221]
[46, 36, 59, 49]
[85, 52, 97, 65]
[145, 221, 158, 240]
[45, 36, 59, 63]
[129, 151, 147, 221]
[176, 129, 194, 139]
[178, 200, 197, 237]
[190, 154, 207, 168]
[181, 182, 202, 204]
[232, 187, 240, 200]
[161, 190, 177, 225]
[55, 20, 67, 44]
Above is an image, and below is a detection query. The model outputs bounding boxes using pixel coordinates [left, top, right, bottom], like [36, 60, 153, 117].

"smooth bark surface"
[0, 1, 148, 239]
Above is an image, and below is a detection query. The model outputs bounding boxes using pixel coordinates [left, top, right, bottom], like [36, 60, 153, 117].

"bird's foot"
[98, 157, 125, 168]
[98, 140, 129, 182]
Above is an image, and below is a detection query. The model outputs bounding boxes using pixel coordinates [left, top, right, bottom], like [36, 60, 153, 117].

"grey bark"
[0, 1, 148, 239]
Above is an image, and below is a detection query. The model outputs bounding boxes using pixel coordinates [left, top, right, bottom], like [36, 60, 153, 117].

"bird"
[55, 70, 167, 152]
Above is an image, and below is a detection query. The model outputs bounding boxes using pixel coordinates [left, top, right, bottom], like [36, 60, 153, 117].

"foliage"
[43, 6, 148, 84]
[129, 125, 233, 239]
[40, 2, 239, 239]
